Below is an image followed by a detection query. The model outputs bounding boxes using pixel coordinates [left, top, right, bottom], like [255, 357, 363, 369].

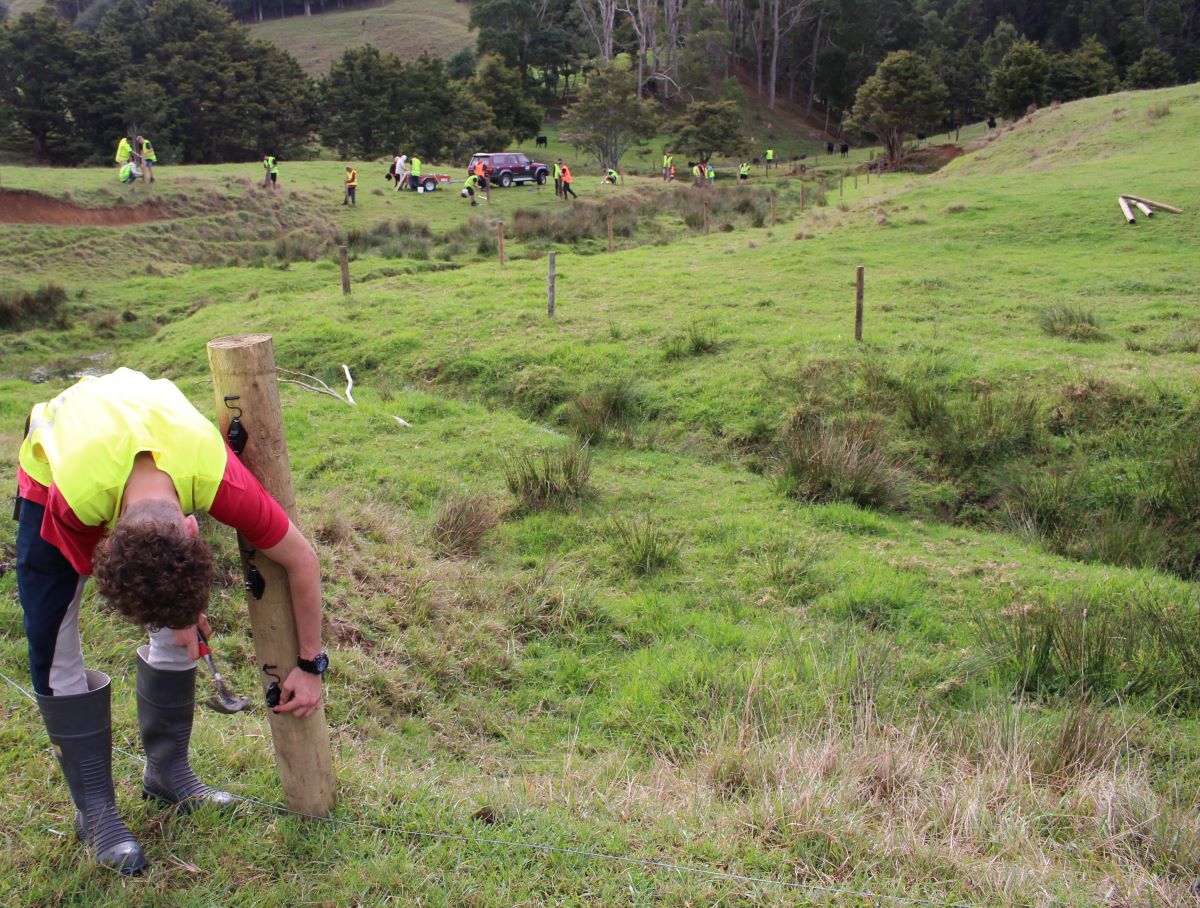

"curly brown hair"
[92, 503, 213, 629]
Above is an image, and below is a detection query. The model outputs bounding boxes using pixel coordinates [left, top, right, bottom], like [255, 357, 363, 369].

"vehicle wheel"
[535, 171, 547, 186]
[499, 173, 513, 188]
[423, 178, 436, 192]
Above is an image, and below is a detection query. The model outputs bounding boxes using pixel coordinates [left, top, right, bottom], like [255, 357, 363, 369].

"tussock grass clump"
[977, 589, 1200, 705]
[902, 385, 1040, 468]
[757, 535, 825, 603]
[610, 514, 682, 576]
[1038, 304, 1106, 341]
[503, 440, 593, 511]
[778, 412, 908, 509]
[563, 378, 643, 442]
[662, 321, 720, 360]
[430, 495, 499, 559]
[1147, 101, 1171, 119]
[508, 364, 570, 417]
[0, 283, 67, 330]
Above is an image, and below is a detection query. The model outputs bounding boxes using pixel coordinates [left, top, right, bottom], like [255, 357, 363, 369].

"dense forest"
[0, 0, 1193, 164]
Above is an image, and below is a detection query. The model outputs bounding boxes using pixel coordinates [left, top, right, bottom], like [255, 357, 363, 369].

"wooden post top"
[208, 333, 273, 350]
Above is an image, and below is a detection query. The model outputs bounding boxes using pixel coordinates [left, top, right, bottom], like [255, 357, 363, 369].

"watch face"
[314, 652, 329, 674]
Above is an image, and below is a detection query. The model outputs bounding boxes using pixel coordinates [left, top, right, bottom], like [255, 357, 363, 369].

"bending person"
[15, 368, 327, 875]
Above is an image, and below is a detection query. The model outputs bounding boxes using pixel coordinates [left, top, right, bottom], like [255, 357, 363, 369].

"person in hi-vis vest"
[15, 369, 327, 875]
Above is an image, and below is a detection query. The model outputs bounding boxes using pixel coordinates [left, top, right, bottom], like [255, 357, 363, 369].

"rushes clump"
[430, 495, 499, 558]
[564, 378, 643, 442]
[663, 321, 720, 360]
[1038, 305, 1105, 341]
[503, 441, 593, 511]
[902, 384, 1040, 468]
[778, 412, 907, 509]
[610, 515, 682, 576]
[0, 283, 67, 330]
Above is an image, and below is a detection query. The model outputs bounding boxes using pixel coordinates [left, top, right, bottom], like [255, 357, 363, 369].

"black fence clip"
[262, 664, 282, 709]
[224, 396, 248, 456]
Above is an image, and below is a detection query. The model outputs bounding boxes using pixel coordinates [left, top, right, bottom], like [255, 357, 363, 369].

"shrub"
[503, 441, 593, 511]
[778, 412, 908, 509]
[1038, 305, 1105, 341]
[430, 495, 499, 558]
[0, 283, 68, 330]
[610, 515, 682, 576]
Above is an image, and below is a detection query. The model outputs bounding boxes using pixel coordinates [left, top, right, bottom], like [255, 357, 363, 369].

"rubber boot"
[36, 670, 148, 875]
[136, 653, 234, 812]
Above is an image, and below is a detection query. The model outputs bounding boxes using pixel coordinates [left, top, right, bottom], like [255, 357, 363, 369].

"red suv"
[467, 152, 549, 188]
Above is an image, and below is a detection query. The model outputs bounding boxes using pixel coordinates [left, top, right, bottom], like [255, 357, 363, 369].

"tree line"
[0, 0, 547, 163]
[0, 0, 1192, 166]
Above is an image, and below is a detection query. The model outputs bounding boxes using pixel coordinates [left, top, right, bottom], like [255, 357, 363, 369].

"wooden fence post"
[854, 173, 858, 189]
[840, 173, 844, 197]
[547, 252, 556, 317]
[206, 334, 336, 818]
[800, 184, 805, 212]
[497, 221, 506, 265]
[338, 246, 350, 296]
[855, 266, 864, 342]
[607, 208, 614, 253]
[703, 199, 710, 234]
[770, 190, 777, 226]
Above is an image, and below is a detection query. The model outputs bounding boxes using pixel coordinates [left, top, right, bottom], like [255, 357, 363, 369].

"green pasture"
[2, 85, 1200, 906]
[246, 0, 472, 76]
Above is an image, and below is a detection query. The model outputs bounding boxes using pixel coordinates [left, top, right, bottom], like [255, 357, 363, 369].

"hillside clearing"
[246, 0, 472, 76]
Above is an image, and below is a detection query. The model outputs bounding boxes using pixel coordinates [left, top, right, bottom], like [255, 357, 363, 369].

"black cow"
[839, 143, 849, 157]
[535, 136, 548, 148]
[987, 116, 997, 129]
[826, 142, 835, 155]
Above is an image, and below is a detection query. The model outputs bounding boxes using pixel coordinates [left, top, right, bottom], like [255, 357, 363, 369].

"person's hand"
[170, 613, 213, 661]
[274, 666, 323, 718]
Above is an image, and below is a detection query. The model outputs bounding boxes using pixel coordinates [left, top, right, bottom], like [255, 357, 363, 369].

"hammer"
[197, 628, 250, 714]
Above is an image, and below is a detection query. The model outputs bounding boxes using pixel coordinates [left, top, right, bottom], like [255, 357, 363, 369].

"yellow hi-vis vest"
[410, 157, 422, 177]
[19, 369, 227, 530]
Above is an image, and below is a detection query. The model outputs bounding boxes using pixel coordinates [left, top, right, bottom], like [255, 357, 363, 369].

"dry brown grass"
[430, 494, 500, 559]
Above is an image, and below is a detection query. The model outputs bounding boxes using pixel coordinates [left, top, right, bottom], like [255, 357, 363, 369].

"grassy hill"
[2, 85, 1200, 906]
[246, 0, 471, 76]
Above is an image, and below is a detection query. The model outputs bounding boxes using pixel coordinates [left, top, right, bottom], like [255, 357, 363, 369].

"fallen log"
[1132, 200, 1153, 218]
[1119, 196, 1136, 224]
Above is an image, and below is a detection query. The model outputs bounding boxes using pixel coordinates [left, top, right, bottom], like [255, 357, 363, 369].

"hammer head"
[205, 688, 251, 714]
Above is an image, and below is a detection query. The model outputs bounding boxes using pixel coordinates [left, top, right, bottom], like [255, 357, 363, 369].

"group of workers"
[661, 150, 754, 186]
[386, 153, 424, 191]
[552, 159, 577, 199]
[115, 135, 157, 186]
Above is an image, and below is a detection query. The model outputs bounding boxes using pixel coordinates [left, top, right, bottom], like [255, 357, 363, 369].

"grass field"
[2, 85, 1200, 907]
[246, 0, 472, 76]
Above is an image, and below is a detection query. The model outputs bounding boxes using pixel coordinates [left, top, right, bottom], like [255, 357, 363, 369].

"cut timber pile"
[1117, 193, 1183, 224]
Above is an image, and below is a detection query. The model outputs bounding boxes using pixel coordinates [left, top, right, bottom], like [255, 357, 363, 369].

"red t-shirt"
[17, 445, 290, 576]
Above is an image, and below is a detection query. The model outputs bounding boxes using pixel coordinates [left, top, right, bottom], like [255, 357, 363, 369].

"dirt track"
[0, 189, 173, 226]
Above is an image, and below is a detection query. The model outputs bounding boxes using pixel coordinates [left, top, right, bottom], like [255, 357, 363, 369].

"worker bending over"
[15, 369, 327, 875]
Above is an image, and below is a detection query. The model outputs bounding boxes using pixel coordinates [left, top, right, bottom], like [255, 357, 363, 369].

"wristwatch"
[296, 651, 329, 676]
